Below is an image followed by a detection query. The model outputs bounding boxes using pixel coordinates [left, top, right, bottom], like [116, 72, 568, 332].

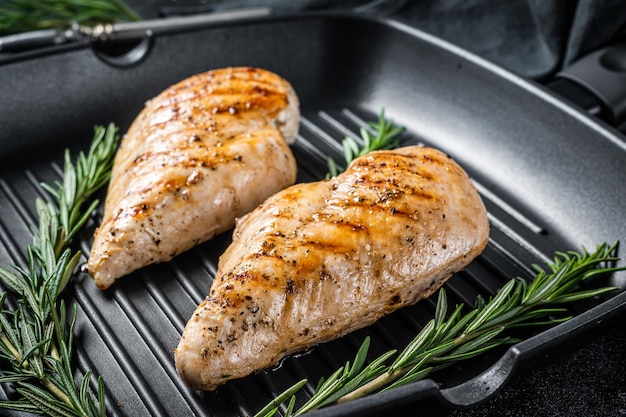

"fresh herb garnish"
[255, 242, 623, 417]
[0, 124, 120, 416]
[0, 0, 140, 35]
[325, 109, 404, 178]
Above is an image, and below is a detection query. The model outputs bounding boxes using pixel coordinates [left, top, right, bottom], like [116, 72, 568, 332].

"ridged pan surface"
[0, 13, 624, 417]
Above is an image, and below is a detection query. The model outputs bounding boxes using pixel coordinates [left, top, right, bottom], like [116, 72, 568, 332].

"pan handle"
[439, 289, 626, 407]
[556, 40, 626, 126]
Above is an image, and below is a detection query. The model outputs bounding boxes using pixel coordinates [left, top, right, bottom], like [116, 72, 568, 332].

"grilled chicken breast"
[88, 67, 299, 289]
[175, 145, 489, 390]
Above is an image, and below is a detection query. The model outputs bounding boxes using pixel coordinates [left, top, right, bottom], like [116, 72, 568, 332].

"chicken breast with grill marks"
[88, 67, 299, 289]
[175, 145, 489, 390]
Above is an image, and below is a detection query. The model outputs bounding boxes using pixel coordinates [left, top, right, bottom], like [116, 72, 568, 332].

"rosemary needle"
[0, 124, 120, 417]
[0, 0, 141, 36]
[325, 109, 404, 178]
[255, 242, 624, 417]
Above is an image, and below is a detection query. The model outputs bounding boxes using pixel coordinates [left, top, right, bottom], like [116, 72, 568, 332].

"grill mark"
[301, 239, 356, 253]
[115, 202, 151, 220]
[328, 181, 436, 214]
[351, 151, 446, 178]
[134, 123, 231, 149]
[156, 67, 282, 99]
[154, 86, 288, 113]
[210, 264, 302, 310]
[123, 131, 263, 185]
[327, 218, 369, 232]
[130, 150, 236, 170]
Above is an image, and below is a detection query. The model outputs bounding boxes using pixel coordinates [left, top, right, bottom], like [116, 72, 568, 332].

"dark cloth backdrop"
[125, 0, 626, 80]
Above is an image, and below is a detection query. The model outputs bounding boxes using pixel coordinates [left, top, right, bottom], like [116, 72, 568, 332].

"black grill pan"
[0, 12, 625, 417]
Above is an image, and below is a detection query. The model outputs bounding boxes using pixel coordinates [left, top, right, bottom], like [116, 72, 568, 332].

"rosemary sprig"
[256, 242, 624, 416]
[0, 124, 120, 416]
[325, 109, 404, 178]
[0, 0, 141, 36]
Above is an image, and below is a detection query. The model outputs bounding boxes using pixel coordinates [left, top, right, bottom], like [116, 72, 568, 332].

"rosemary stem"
[42, 375, 73, 408]
[337, 368, 407, 404]
[1, 332, 73, 407]
[50, 341, 61, 361]
[453, 327, 492, 348]
[0, 124, 119, 416]
[0, 332, 21, 361]
[339, 308, 534, 404]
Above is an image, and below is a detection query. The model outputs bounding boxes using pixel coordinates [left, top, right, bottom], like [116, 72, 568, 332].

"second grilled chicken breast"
[88, 67, 299, 289]
[175, 145, 489, 390]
